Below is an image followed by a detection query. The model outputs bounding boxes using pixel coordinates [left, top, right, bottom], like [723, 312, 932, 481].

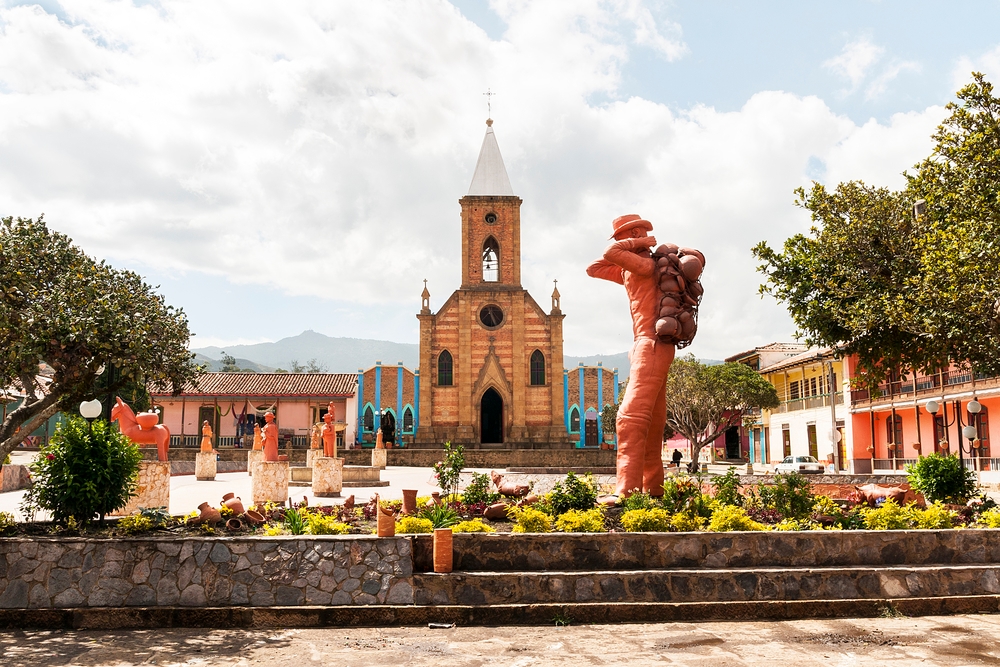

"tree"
[289, 358, 328, 373]
[753, 73, 1000, 387]
[0, 216, 200, 459]
[665, 355, 779, 471]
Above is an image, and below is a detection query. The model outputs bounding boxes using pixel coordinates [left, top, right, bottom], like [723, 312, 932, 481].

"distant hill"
[192, 330, 722, 378]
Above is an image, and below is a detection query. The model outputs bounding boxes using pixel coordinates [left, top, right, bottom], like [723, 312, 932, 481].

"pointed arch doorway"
[480, 388, 504, 444]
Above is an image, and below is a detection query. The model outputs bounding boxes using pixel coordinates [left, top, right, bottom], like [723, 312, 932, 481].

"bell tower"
[460, 119, 522, 289]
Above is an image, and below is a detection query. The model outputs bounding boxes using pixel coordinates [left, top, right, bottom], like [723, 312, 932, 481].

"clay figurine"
[491, 470, 529, 497]
[111, 397, 170, 462]
[252, 423, 263, 451]
[200, 420, 214, 453]
[586, 215, 705, 499]
[375, 428, 384, 450]
[310, 423, 321, 450]
[322, 406, 338, 458]
[261, 412, 282, 462]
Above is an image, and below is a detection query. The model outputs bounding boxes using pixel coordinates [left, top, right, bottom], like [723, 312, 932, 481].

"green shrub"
[117, 514, 155, 534]
[452, 519, 495, 533]
[555, 508, 605, 533]
[670, 512, 707, 532]
[860, 499, 912, 530]
[0, 511, 17, 535]
[770, 472, 815, 519]
[432, 441, 465, 499]
[620, 508, 672, 532]
[906, 454, 978, 503]
[508, 506, 553, 533]
[418, 504, 461, 528]
[979, 508, 1000, 528]
[912, 501, 957, 529]
[395, 516, 434, 534]
[619, 492, 656, 512]
[713, 468, 743, 507]
[305, 512, 350, 535]
[22, 417, 142, 524]
[549, 472, 597, 515]
[708, 505, 767, 532]
[661, 475, 703, 514]
[462, 472, 500, 505]
[283, 508, 306, 535]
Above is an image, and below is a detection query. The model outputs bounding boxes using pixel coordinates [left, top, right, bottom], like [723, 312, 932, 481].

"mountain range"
[191, 330, 723, 378]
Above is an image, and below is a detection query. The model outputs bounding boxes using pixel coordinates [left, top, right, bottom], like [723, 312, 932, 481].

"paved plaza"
[3, 615, 1000, 666]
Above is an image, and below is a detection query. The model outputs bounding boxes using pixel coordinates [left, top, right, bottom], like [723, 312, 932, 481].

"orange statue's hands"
[621, 236, 657, 251]
[586, 258, 624, 284]
[604, 238, 656, 277]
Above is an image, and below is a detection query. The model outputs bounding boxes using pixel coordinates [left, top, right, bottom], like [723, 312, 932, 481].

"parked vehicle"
[775, 455, 825, 474]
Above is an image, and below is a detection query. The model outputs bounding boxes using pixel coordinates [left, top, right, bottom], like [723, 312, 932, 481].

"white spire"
[467, 119, 514, 196]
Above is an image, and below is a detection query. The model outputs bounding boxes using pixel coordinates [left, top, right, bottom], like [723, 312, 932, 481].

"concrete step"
[412, 564, 1000, 606]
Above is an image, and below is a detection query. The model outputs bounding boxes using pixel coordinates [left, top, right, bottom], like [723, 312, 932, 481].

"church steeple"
[467, 119, 514, 196]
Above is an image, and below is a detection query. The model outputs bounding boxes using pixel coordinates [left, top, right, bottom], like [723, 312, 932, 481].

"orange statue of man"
[199, 420, 214, 453]
[261, 412, 280, 462]
[321, 404, 337, 458]
[252, 423, 263, 451]
[587, 214, 703, 499]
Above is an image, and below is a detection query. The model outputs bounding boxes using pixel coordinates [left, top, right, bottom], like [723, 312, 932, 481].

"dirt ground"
[3, 615, 1000, 666]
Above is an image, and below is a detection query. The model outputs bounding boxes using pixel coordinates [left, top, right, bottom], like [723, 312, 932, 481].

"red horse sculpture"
[111, 396, 170, 461]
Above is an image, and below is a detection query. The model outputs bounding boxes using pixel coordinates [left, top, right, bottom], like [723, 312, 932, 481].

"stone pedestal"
[116, 460, 170, 516]
[252, 460, 289, 506]
[371, 448, 387, 470]
[247, 449, 263, 477]
[312, 457, 344, 497]
[195, 451, 217, 481]
[306, 449, 321, 468]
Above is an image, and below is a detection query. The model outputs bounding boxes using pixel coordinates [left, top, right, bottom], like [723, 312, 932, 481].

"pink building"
[151, 373, 358, 449]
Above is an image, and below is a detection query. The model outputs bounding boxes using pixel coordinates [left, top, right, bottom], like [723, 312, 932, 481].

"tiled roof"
[758, 347, 838, 374]
[725, 342, 808, 363]
[152, 373, 357, 397]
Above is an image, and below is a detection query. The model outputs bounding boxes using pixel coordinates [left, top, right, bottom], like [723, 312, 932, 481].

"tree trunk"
[0, 394, 63, 460]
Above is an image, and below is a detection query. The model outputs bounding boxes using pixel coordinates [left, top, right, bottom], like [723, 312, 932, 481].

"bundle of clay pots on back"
[652, 244, 705, 348]
[190, 492, 266, 531]
[483, 471, 538, 520]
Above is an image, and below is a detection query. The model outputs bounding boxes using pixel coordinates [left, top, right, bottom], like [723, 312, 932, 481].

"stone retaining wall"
[0, 537, 413, 609]
[341, 448, 616, 468]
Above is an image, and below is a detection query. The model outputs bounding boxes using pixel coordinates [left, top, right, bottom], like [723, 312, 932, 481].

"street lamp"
[925, 397, 980, 470]
[80, 399, 103, 434]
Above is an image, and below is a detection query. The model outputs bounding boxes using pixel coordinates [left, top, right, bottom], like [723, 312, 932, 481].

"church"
[357, 120, 617, 449]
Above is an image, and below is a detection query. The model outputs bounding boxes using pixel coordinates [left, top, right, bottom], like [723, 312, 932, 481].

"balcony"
[851, 372, 1000, 408]
[773, 392, 843, 414]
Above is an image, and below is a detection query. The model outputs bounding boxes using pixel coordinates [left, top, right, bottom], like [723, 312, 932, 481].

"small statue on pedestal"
[322, 403, 338, 458]
[262, 412, 282, 462]
[200, 420, 214, 453]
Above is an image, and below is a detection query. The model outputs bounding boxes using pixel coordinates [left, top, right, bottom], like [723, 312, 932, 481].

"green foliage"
[770, 472, 816, 519]
[432, 441, 465, 499]
[708, 505, 768, 532]
[395, 516, 434, 534]
[22, 417, 142, 524]
[600, 401, 618, 435]
[912, 501, 958, 529]
[283, 508, 306, 535]
[661, 474, 714, 518]
[619, 491, 656, 512]
[418, 504, 461, 529]
[620, 508, 672, 532]
[451, 519, 495, 533]
[139, 506, 169, 528]
[906, 454, 978, 503]
[462, 472, 500, 505]
[117, 514, 155, 534]
[0, 216, 200, 458]
[665, 356, 779, 468]
[305, 512, 350, 535]
[0, 511, 17, 535]
[508, 506, 553, 533]
[753, 74, 1000, 386]
[2, 453, 9, 465]
[554, 508, 605, 533]
[713, 468, 743, 506]
[860, 499, 912, 530]
[549, 472, 598, 515]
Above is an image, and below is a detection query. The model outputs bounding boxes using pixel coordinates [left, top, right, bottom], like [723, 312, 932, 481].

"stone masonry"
[0, 536, 414, 609]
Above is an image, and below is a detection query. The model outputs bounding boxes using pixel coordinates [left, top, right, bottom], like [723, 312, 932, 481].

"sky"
[2, 0, 1000, 361]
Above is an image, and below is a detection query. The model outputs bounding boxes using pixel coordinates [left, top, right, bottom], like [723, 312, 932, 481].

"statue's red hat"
[610, 214, 652, 239]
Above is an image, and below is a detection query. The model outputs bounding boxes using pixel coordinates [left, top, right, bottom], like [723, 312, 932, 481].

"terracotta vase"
[222, 493, 245, 515]
[484, 502, 508, 520]
[136, 412, 159, 429]
[433, 528, 453, 573]
[431, 492, 442, 506]
[377, 506, 395, 537]
[226, 517, 244, 531]
[244, 510, 265, 525]
[402, 489, 418, 515]
[197, 502, 221, 525]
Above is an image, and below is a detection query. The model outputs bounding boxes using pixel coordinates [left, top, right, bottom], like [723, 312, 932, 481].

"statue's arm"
[602, 238, 656, 277]
[586, 258, 624, 284]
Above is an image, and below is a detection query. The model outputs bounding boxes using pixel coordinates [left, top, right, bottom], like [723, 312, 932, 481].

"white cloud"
[0, 1, 944, 361]
[953, 44, 1000, 90]
[865, 59, 921, 100]
[824, 37, 884, 90]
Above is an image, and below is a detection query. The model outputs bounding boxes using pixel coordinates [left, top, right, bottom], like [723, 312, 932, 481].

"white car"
[775, 455, 825, 475]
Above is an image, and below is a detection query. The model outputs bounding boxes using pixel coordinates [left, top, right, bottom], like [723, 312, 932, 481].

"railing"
[874, 457, 1000, 472]
[168, 435, 311, 448]
[774, 392, 843, 413]
[872, 458, 916, 471]
[852, 371, 1000, 406]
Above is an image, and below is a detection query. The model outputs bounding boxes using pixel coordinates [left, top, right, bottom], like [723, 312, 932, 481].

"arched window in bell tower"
[437, 350, 453, 386]
[482, 236, 499, 282]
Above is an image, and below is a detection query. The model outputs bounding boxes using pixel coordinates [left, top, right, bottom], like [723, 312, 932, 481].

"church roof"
[467, 119, 514, 196]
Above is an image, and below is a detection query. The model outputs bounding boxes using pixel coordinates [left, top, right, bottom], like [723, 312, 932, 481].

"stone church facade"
[412, 120, 574, 448]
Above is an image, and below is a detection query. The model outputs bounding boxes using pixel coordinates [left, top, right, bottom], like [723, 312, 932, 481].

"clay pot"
[678, 254, 703, 281]
[680, 316, 696, 339]
[521, 495, 539, 505]
[660, 276, 680, 293]
[197, 502, 222, 525]
[687, 281, 703, 298]
[431, 492, 442, 506]
[433, 528, 453, 573]
[655, 243, 679, 255]
[136, 412, 159, 429]
[226, 517, 244, 531]
[376, 506, 395, 537]
[661, 295, 680, 308]
[659, 304, 680, 318]
[222, 493, 245, 515]
[402, 489, 418, 515]
[484, 502, 508, 520]
[270, 508, 286, 522]
[656, 317, 679, 338]
[243, 510, 265, 525]
[679, 247, 705, 266]
[343, 495, 355, 514]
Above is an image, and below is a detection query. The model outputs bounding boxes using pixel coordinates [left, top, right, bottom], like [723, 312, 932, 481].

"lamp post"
[925, 397, 982, 472]
[79, 399, 102, 434]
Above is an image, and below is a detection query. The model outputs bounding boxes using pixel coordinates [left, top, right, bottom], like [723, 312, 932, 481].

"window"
[363, 405, 374, 432]
[809, 377, 817, 397]
[782, 425, 791, 457]
[437, 350, 453, 386]
[789, 381, 800, 400]
[569, 407, 580, 433]
[530, 350, 545, 385]
[971, 406, 990, 456]
[886, 414, 903, 446]
[934, 415, 948, 444]
[479, 304, 504, 328]
[482, 236, 499, 282]
[402, 406, 414, 433]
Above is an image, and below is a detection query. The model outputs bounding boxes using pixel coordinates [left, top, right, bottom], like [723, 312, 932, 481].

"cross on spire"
[483, 87, 495, 118]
